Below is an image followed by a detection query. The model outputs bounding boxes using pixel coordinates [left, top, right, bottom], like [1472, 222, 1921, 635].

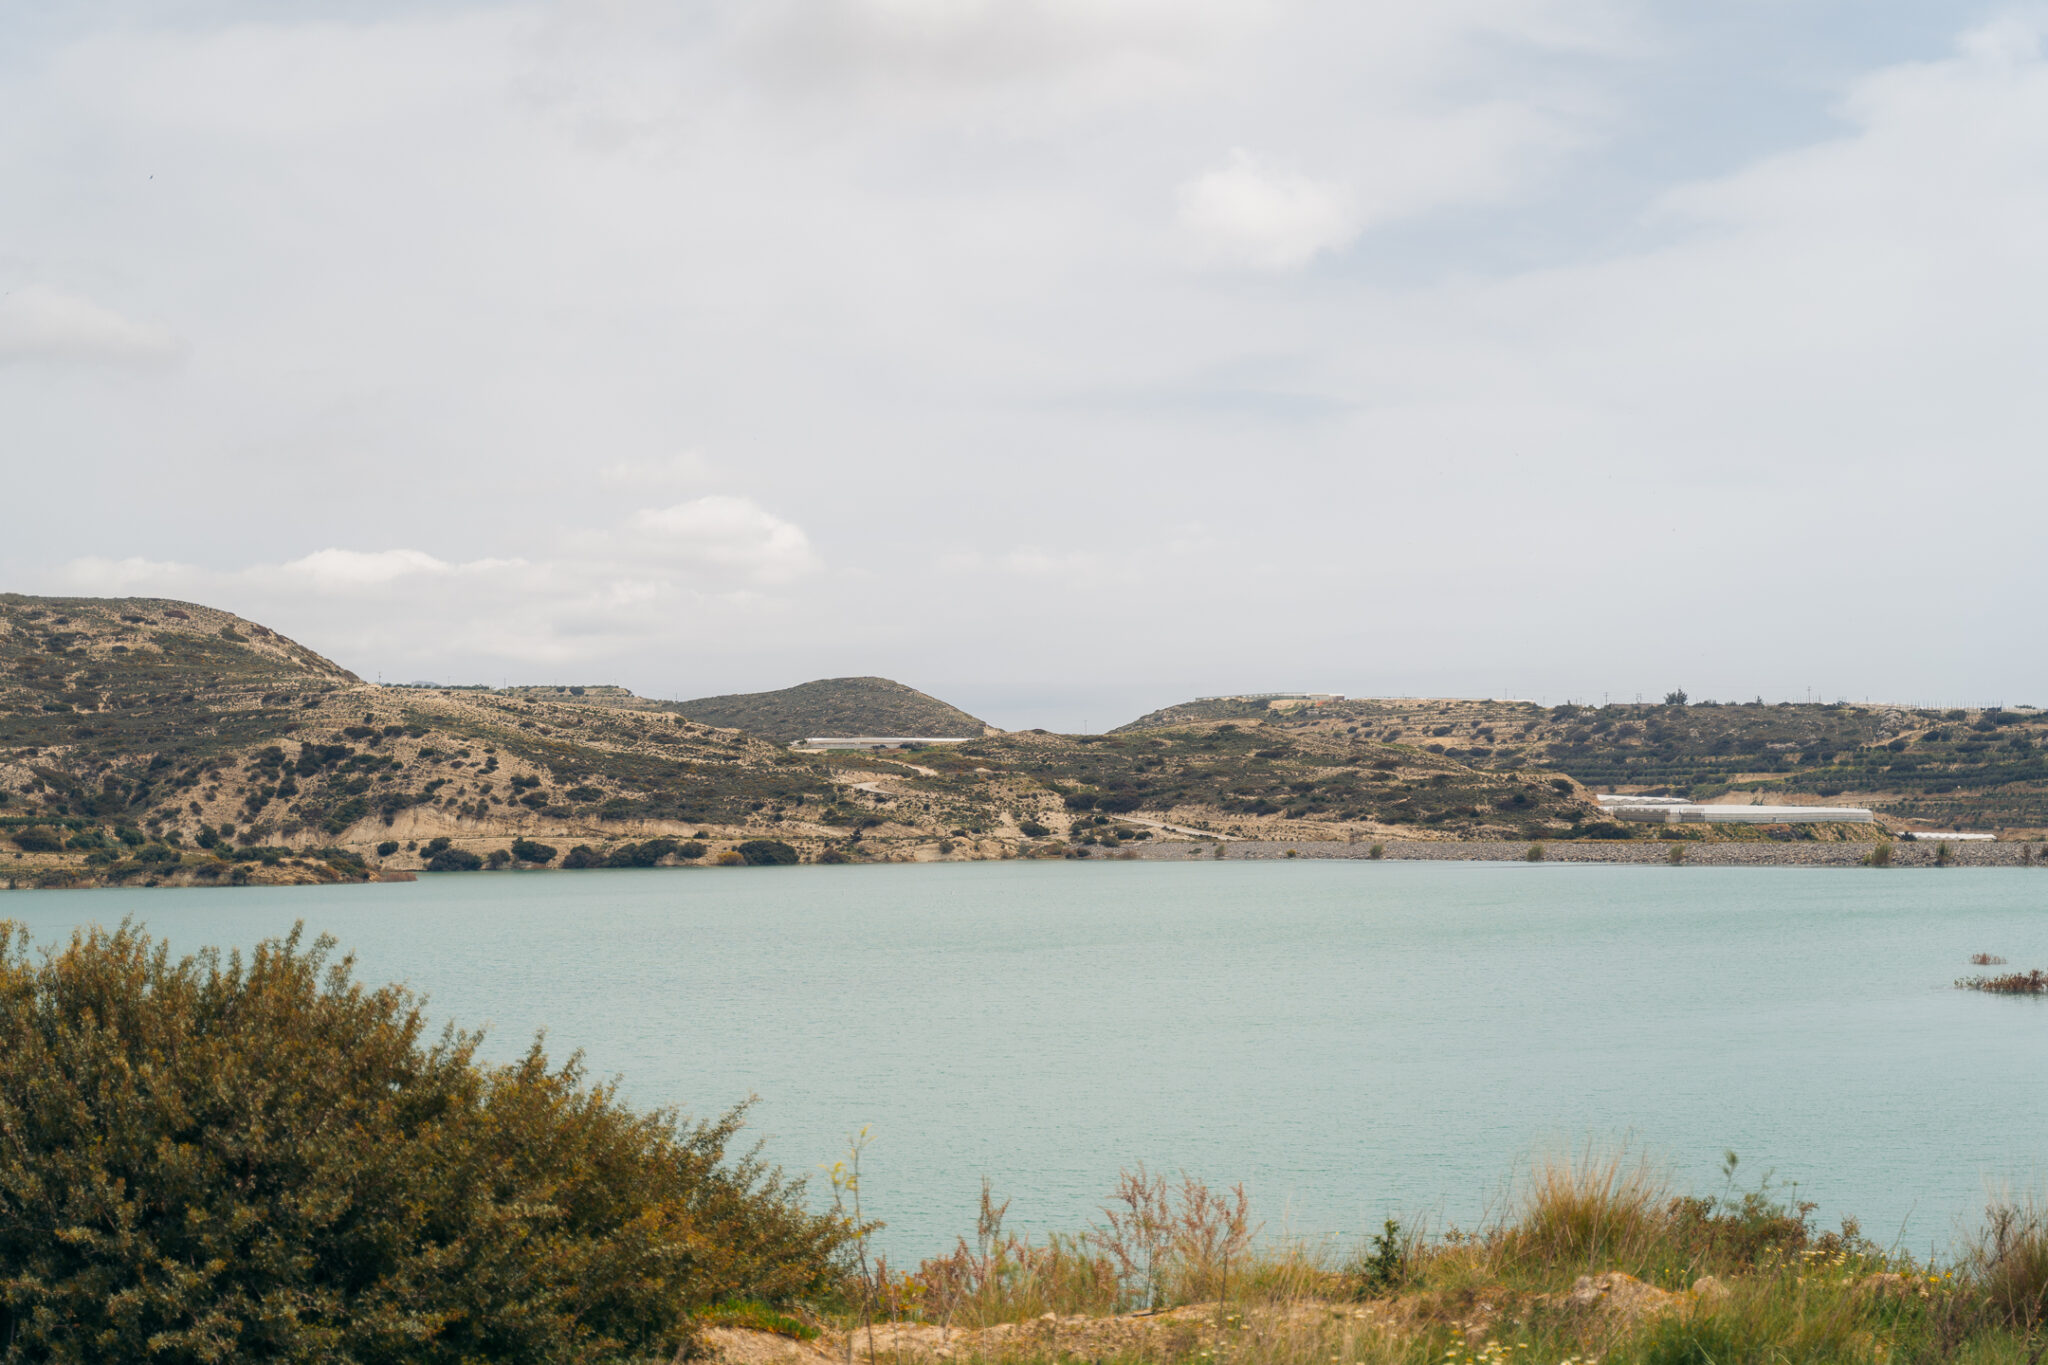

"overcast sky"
[5, 1, 2043, 730]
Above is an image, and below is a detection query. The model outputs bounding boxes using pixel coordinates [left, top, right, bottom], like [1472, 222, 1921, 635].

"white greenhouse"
[1595, 794, 1874, 825]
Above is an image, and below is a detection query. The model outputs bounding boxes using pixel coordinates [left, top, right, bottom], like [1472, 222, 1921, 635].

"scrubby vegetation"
[2, 594, 1623, 885]
[1957, 967, 2048, 995]
[673, 677, 989, 745]
[831, 1151, 2048, 1365]
[1125, 695, 2048, 833]
[0, 921, 852, 1361]
[922, 726, 1593, 843]
[0, 596, 902, 883]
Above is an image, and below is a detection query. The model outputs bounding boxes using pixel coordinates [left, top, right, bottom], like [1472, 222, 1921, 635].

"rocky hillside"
[2, 596, 1607, 890]
[672, 676, 990, 743]
[1120, 694, 2048, 834]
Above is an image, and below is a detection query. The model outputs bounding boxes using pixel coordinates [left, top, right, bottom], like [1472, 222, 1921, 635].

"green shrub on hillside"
[0, 922, 850, 1361]
[738, 839, 800, 866]
[510, 837, 558, 864]
[424, 847, 483, 872]
[607, 838, 680, 868]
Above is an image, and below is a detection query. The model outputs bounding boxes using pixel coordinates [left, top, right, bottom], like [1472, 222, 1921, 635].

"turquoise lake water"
[5, 861, 2046, 1258]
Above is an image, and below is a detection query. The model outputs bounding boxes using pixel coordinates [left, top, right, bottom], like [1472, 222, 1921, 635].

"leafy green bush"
[676, 840, 708, 861]
[607, 838, 680, 868]
[510, 837, 558, 864]
[424, 847, 483, 872]
[376, 839, 400, 857]
[737, 839, 800, 866]
[0, 922, 851, 1361]
[9, 828, 61, 853]
[561, 844, 605, 869]
[1017, 820, 1051, 838]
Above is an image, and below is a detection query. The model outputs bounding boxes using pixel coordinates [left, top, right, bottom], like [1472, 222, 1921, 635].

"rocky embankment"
[1131, 837, 2040, 867]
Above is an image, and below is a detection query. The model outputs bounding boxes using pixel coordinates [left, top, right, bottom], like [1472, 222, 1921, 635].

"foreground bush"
[0, 921, 850, 1362]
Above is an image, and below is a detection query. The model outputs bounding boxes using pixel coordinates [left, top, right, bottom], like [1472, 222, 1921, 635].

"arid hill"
[672, 676, 990, 743]
[1121, 694, 2048, 834]
[2, 596, 1605, 889]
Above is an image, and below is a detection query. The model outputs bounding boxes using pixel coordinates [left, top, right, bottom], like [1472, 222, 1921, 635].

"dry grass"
[1974, 1196, 2048, 1331]
[1507, 1148, 1671, 1273]
[795, 1154, 2048, 1365]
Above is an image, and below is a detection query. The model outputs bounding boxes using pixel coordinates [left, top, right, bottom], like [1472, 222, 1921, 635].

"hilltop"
[672, 676, 990, 744]
[1122, 694, 2048, 835]
[0, 596, 1611, 888]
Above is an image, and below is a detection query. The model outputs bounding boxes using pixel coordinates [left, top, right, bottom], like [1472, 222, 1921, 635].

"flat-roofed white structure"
[789, 736, 977, 752]
[1596, 794, 1873, 824]
[1901, 830, 1996, 842]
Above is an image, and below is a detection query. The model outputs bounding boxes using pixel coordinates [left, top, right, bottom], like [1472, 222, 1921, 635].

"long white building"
[1596, 794, 1874, 825]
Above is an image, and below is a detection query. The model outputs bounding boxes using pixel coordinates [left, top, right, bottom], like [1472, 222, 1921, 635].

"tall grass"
[829, 1154, 2048, 1365]
[1974, 1196, 2048, 1331]
[883, 1171, 1260, 1326]
[1508, 1148, 1671, 1272]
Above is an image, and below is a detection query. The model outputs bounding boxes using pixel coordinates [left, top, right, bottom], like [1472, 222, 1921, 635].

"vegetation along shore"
[4, 593, 2044, 889]
[7, 920, 2048, 1364]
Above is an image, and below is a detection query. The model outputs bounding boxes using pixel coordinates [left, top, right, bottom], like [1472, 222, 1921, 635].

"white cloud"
[12, 5, 2048, 720]
[0, 284, 180, 365]
[1177, 150, 1356, 269]
[280, 548, 455, 589]
[61, 556, 202, 591]
[739, 0, 1263, 100]
[625, 496, 817, 581]
[50, 494, 823, 676]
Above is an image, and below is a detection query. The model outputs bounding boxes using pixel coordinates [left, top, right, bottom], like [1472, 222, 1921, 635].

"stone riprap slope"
[1122, 695, 2048, 835]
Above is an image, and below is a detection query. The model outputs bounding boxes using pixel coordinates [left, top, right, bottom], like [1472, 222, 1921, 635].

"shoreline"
[7, 835, 2041, 889]
[1128, 836, 2039, 868]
